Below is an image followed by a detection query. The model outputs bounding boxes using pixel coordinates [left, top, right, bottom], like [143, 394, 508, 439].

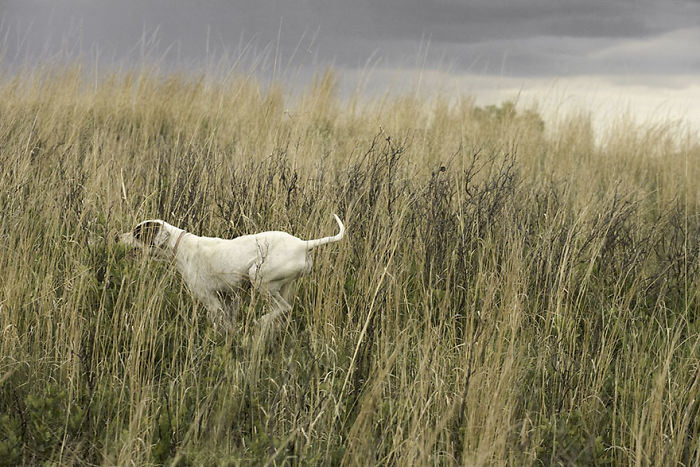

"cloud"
[3, 0, 700, 70]
[591, 27, 700, 77]
[0, 0, 698, 132]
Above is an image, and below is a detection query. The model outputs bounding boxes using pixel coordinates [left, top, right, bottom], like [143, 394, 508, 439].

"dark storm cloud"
[1, 0, 699, 78]
[307, 0, 700, 76]
[330, 0, 698, 41]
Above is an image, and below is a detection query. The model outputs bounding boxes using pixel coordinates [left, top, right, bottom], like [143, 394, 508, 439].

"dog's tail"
[306, 214, 345, 250]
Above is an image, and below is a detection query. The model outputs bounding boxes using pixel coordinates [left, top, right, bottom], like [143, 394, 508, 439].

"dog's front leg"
[193, 291, 230, 331]
[221, 293, 240, 326]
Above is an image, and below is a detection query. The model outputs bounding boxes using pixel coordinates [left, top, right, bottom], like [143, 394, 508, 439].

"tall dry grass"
[0, 64, 699, 465]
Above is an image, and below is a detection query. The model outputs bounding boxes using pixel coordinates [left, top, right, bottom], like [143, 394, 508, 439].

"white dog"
[119, 214, 345, 329]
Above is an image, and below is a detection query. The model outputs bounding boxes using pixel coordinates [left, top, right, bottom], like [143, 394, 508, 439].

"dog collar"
[172, 230, 188, 260]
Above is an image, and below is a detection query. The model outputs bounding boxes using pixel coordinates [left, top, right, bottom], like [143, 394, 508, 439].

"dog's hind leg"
[258, 293, 291, 326]
[280, 282, 295, 306]
[256, 281, 293, 331]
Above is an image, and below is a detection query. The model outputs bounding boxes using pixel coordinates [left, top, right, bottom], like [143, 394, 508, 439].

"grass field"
[1, 64, 699, 465]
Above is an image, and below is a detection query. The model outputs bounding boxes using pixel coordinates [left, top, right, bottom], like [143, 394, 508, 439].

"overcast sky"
[2, 0, 699, 129]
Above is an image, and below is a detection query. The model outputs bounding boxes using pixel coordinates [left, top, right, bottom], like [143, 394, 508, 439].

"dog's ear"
[133, 221, 164, 247]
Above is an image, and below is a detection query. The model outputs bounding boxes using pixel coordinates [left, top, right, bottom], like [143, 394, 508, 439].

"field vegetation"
[1, 65, 699, 465]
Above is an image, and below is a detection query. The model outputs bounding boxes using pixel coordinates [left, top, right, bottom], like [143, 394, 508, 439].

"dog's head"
[119, 220, 171, 253]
